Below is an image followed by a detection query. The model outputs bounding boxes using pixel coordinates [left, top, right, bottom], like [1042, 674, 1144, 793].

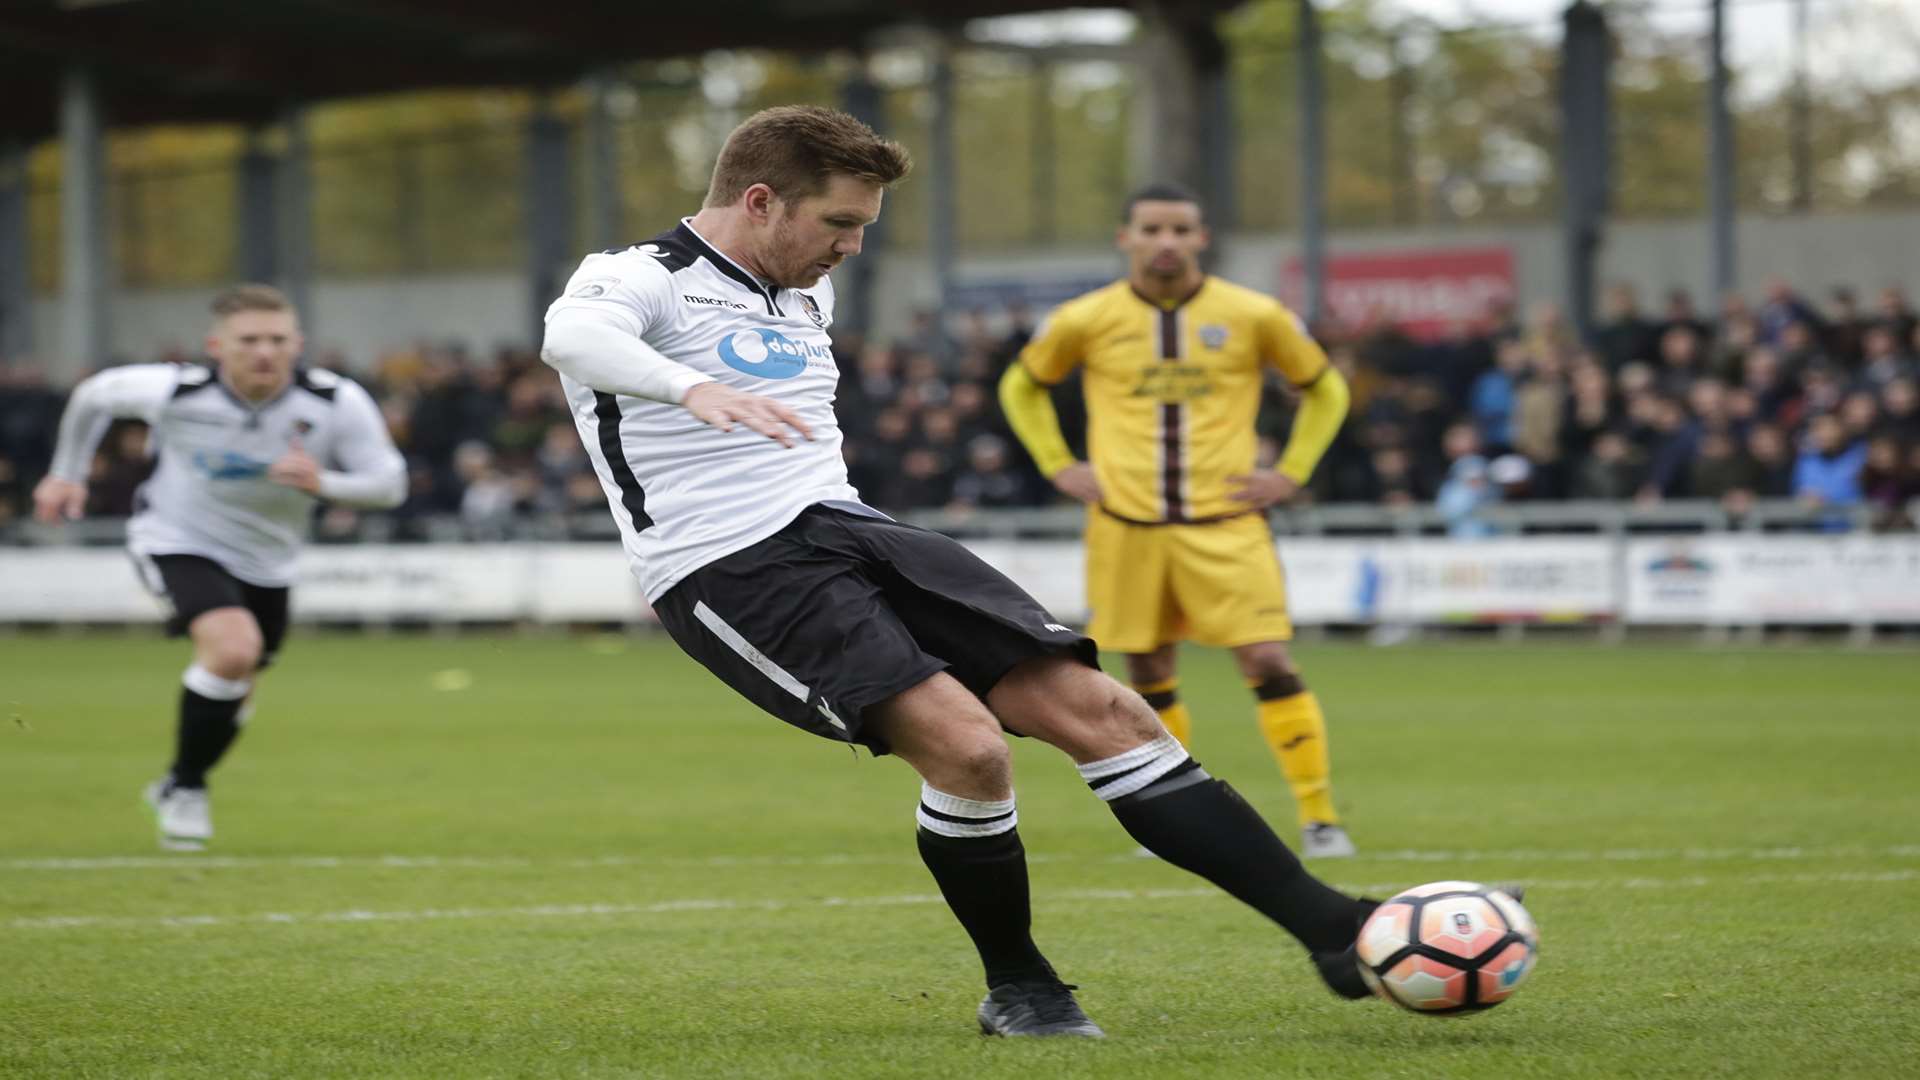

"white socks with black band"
[1078, 735, 1209, 802]
[182, 663, 251, 702]
[916, 783, 1018, 839]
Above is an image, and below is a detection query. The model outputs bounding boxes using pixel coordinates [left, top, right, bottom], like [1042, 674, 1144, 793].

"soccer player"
[33, 285, 406, 850]
[540, 106, 1382, 1038]
[999, 183, 1358, 858]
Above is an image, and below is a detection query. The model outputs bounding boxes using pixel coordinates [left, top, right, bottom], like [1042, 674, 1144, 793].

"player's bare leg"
[1122, 643, 1189, 747]
[989, 655, 1376, 998]
[146, 607, 261, 849]
[869, 673, 1103, 1037]
[1232, 641, 1354, 857]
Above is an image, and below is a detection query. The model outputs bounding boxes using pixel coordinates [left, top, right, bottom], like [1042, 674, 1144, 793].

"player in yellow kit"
[999, 183, 1356, 857]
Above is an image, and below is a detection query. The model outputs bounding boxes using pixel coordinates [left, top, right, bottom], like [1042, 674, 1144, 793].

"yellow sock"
[1253, 684, 1338, 828]
[1133, 677, 1192, 749]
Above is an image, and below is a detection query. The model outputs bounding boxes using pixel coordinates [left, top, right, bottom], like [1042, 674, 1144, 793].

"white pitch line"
[8, 871, 1918, 933]
[5, 845, 1919, 873]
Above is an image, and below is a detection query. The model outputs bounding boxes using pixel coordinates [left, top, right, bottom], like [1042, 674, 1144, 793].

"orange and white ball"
[1356, 881, 1538, 1014]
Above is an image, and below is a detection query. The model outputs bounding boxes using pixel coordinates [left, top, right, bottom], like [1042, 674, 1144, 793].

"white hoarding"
[1624, 536, 1920, 624]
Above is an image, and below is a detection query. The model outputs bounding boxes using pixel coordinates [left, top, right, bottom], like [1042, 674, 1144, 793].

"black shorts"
[134, 553, 291, 669]
[652, 505, 1097, 754]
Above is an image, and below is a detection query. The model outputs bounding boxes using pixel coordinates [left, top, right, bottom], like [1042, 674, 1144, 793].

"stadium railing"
[0, 498, 1891, 547]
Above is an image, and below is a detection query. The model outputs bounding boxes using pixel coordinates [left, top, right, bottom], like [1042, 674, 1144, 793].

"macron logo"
[684, 294, 749, 310]
[1043, 623, 1073, 634]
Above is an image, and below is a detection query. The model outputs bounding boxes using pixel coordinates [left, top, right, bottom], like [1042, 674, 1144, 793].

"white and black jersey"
[47, 363, 405, 587]
[546, 218, 863, 601]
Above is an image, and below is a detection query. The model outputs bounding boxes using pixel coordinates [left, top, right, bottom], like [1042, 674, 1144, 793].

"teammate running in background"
[34, 284, 406, 849]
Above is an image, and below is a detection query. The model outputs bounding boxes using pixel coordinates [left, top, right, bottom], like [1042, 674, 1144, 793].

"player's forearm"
[1276, 367, 1351, 485]
[46, 378, 119, 482]
[541, 311, 713, 405]
[317, 461, 407, 509]
[997, 363, 1077, 477]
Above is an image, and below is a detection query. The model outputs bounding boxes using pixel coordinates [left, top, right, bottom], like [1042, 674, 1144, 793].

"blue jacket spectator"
[1792, 414, 1867, 532]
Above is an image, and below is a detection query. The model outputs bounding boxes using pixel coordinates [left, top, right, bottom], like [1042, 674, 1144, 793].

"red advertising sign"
[1280, 247, 1516, 340]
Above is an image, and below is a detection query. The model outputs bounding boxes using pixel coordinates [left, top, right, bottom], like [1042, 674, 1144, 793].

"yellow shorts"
[1083, 509, 1293, 654]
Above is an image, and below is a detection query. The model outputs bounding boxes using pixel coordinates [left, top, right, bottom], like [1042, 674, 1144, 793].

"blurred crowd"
[1, 278, 1917, 535]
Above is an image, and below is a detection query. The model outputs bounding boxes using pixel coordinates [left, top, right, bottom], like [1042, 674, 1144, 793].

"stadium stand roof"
[0, 0, 1242, 142]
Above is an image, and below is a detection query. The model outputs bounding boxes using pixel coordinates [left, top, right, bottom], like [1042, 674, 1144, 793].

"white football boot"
[144, 780, 213, 851]
[1301, 821, 1357, 858]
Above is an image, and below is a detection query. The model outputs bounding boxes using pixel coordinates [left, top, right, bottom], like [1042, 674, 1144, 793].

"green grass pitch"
[2, 633, 1917, 1078]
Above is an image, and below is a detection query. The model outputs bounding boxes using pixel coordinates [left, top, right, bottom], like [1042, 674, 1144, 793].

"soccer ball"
[1355, 881, 1538, 1014]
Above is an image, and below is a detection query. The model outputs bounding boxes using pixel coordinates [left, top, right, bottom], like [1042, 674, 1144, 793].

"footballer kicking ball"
[1355, 881, 1538, 1014]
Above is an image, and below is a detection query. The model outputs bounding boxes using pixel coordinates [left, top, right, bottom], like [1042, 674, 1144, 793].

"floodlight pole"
[1789, 0, 1812, 212]
[1560, 1, 1612, 344]
[0, 142, 31, 358]
[278, 106, 315, 330]
[928, 35, 958, 318]
[838, 55, 888, 340]
[585, 69, 624, 247]
[58, 67, 110, 378]
[525, 93, 574, 354]
[1298, 0, 1326, 323]
[1708, 0, 1736, 301]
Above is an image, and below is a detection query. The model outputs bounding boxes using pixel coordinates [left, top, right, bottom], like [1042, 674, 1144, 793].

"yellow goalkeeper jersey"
[1018, 277, 1331, 523]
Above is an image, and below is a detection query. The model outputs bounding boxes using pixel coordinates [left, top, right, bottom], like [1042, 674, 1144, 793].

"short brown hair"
[210, 283, 294, 319]
[703, 106, 911, 208]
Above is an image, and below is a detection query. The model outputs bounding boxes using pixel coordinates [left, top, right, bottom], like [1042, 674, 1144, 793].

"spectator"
[948, 435, 1033, 510]
[1512, 349, 1568, 497]
[454, 441, 520, 537]
[1469, 339, 1527, 453]
[1594, 283, 1656, 370]
[1746, 423, 1797, 497]
[1436, 422, 1499, 537]
[902, 309, 957, 368]
[1367, 445, 1426, 507]
[1688, 429, 1762, 515]
[1637, 393, 1696, 502]
[1839, 390, 1880, 447]
[1659, 288, 1712, 346]
[1757, 277, 1822, 346]
[1876, 285, 1918, 345]
[1777, 320, 1829, 379]
[877, 447, 954, 510]
[85, 421, 155, 517]
[1825, 287, 1868, 369]
[1560, 360, 1615, 462]
[1792, 413, 1868, 512]
[1573, 430, 1643, 500]
[838, 341, 901, 435]
[1877, 377, 1919, 443]
[946, 380, 998, 444]
[1712, 313, 1758, 378]
[1859, 434, 1916, 530]
[1655, 324, 1706, 396]
[1740, 347, 1799, 425]
[1858, 325, 1916, 389]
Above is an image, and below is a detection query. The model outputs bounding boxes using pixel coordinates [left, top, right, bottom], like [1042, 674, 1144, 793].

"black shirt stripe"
[593, 392, 652, 533]
[1157, 306, 1187, 522]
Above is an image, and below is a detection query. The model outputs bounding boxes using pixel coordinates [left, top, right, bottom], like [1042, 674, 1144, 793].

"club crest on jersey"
[716, 328, 831, 380]
[291, 420, 313, 437]
[798, 293, 827, 329]
[1199, 323, 1229, 349]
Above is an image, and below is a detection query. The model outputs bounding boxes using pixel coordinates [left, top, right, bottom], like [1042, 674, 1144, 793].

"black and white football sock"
[169, 664, 250, 791]
[914, 783, 1055, 988]
[1082, 735, 1361, 953]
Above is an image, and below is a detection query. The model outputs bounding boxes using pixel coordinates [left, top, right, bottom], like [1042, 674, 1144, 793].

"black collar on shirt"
[676, 219, 785, 317]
